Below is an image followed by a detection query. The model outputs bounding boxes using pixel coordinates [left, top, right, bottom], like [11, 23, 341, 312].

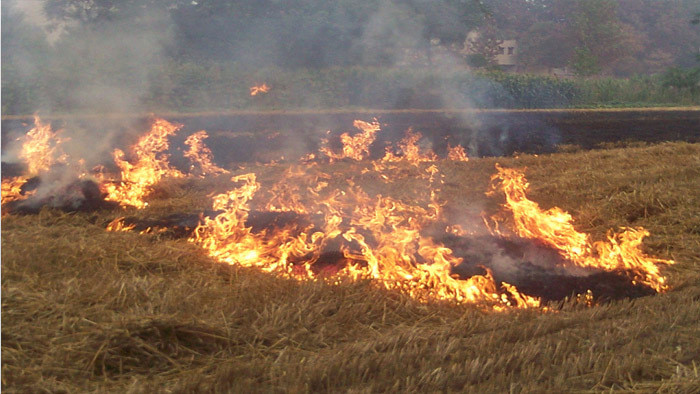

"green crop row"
[3, 63, 698, 115]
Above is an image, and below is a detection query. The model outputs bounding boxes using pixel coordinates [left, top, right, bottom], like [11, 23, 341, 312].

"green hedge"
[3, 63, 698, 115]
[142, 66, 584, 111]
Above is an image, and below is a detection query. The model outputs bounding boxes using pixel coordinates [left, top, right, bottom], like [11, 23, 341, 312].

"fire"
[102, 118, 184, 208]
[1, 177, 30, 205]
[5, 115, 670, 309]
[191, 173, 308, 272]
[382, 128, 436, 163]
[320, 120, 381, 161]
[250, 83, 270, 96]
[492, 165, 673, 292]
[184, 122, 671, 309]
[106, 217, 136, 232]
[20, 116, 67, 176]
[184, 131, 229, 176]
[1, 116, 66, 206]
[190, 166, 539, 309]
[447, 144, 469, 162]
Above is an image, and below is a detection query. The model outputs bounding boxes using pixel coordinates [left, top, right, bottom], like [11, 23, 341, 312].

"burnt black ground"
[3, 109, 699, 167]
[99, 209, 658, 303]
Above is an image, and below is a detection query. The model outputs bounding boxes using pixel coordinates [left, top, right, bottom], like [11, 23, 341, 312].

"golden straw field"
[3, 142, 700, 392]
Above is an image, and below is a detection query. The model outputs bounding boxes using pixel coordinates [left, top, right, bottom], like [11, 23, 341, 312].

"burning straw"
[2, 116, 674, 309]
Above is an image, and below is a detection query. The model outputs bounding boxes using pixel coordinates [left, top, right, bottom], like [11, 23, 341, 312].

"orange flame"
[492, 165, 673, 292]
[320, 120, 381, 161]
[20, 116, 67, 176]
[1, 177, 31, 205]
[102, 118, 183, 208]
[190, 168, 539, 309]
[184, 131, 229, 176]
[250, 83, 270, 96]
[2, 116, 66, 207]
[447, 144, 469, 162]
[382, 128, 436, 164]
[106, 217, 136, 232]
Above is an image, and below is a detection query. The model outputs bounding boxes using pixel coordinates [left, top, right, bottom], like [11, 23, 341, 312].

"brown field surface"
[2, 142, 700, 392]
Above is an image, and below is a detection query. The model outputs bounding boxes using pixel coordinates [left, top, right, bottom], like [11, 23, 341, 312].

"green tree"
[566, 0, 628, 76]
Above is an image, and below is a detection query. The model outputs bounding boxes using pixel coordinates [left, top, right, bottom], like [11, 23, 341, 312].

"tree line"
[6, 0, 699, 73]
[2, 0, 699, 114]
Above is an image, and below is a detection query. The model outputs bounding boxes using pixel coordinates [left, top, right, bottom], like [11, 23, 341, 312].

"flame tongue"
[492, 164, 673, 292]
[1, 177, 31, 205]
[250, 83, 270, 96]
[20, 116, 67, 176]
[447, 144, 470, 162]
[184, 130, 229, 176]
[102, 118, 184, 208]
[382, 128, 436, 163]
[320, 120, 381, 161]
[2, 116, 65, 206]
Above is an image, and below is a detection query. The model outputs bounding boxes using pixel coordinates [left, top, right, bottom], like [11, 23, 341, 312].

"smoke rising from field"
[2, 0, 560, 168]
[4, 1, 172, 146]
[2, 0, 176, 205]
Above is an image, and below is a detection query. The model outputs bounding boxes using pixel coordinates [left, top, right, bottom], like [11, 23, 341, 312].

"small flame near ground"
[250, 83, 270, 96]
[1, 177, 31, 205]
[2, 116, 66, 205]
[21, 115, 67, 176]
[184, 130, 229, 176]
[320, 120, 381, 162]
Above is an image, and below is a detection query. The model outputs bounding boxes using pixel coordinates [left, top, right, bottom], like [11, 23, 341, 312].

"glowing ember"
[102, 118, 184, 208]
[250, 83, 270, 96]
[492, 164, 673, 292]
[184, 131, 229, 176]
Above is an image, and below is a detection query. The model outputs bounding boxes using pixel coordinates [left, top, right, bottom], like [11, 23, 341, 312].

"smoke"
[2, 0, 175, 202]
[2, 0, 561, 181]
[8, 0, 64, 43]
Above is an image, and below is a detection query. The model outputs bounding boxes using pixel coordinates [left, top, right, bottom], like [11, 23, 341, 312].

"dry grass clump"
[3, 142, 700, 392]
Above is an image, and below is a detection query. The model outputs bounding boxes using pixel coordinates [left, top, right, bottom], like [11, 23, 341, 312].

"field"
[3, 107, 699, 163]
[2, 141, 700, 392]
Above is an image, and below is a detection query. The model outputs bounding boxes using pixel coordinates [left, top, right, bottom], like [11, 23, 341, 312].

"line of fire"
[1, 115, 674, 310]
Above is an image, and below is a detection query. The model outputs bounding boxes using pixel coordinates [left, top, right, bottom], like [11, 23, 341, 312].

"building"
[494, 40, 517, 70]
[463, 31, 518, 71]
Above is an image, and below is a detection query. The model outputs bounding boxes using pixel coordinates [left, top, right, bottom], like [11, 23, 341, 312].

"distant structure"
[463, 31, 518, 72]
[494, 40, 517, 71]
